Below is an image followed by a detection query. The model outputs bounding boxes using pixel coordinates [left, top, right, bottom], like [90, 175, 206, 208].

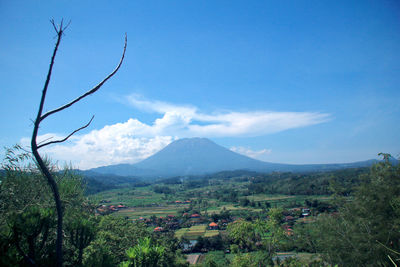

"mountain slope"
[91, 138, 279, 177]
[133, 138, 287, 176]
[90, 138, 382, 178]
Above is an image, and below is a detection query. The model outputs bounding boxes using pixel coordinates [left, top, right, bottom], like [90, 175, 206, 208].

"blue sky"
[1, 1, 399, 169]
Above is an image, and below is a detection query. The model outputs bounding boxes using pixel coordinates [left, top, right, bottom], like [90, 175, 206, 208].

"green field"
[90, 186, 166, 207]
[113, 205, 189, 219]
[175, 225, 220, 239]
[88, 178, 332, 223]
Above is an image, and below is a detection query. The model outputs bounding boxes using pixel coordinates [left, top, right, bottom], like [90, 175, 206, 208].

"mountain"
[132, 138, 289, 176]
[89, 137, 381, 178]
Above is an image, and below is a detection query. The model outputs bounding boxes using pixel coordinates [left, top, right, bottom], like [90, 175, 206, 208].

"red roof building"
[209, 222, 219, 229]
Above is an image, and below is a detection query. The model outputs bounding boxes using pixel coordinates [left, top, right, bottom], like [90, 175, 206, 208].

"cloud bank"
[127, 95, 329, 137]
[23, 95, 330, 169]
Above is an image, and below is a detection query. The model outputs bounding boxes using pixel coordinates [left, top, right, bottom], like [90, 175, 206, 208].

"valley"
[85, 169, 351, 265]
[1, 146, 399, 266]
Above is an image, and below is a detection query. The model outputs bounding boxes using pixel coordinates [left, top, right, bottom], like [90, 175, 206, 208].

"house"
[154, 226, 164, 232]
[209, 222, 218, 230]
[302, 208, 311, 217]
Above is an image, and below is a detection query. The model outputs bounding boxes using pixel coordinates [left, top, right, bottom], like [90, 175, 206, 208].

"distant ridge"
[89, 137, 381, 178]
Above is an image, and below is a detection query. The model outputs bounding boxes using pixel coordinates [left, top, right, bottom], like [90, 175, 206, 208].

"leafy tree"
[120, 236, 188, 267]
[83, 217, 149, 266]
[120, 237, 166, 267]
[0, 148, 49, 266]
[291, 223, 318, 253]
[231, 251, 272, 267]
[239, 198, 250, 207]
[227, 208, 285, 265]
[64, 211, 97, 266]
[0, 146, 93, 266]
[9, 206, 55, 266]
[312, 154, 400, 266]
[227, 220, 258, 252]
[201, 251, 230, 267]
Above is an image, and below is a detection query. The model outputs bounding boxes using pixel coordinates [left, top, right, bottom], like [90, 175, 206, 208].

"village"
[94, 198, 318, 255]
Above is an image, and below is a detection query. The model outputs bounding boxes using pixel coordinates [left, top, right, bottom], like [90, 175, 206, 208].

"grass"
[89, 186, 167, 207]
[175, 225, 220, 240]
[175, 228, 189, 238]
[204, 230, 219, 237]
[206, 204, 263, 214]
[89, 181, 332, 222]
[113, 204, 189, 219]
[246, 194, 296, 201]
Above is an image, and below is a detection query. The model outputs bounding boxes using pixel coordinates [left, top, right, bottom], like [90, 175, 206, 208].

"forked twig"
[30, 19, 127, 267]
[40, 34, 127, 122]
[37, 115, 94, 149]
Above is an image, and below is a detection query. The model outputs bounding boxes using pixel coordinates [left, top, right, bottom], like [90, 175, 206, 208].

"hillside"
[89, 138, 379, 178]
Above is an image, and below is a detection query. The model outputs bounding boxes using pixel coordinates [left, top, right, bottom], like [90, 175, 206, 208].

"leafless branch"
[37, 115, 94, 149]
[39, 34, 127, 123]
[30, 19, 127, 267]
[37, 136, 55, 146]
[50, 19, 59, 33]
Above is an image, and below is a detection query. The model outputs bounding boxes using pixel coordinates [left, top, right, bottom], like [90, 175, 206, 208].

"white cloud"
[126, 95, 330, 137]
[21, 95, 330, 169]
[25, 133, 174, 170]
[230, 146, 272, 159]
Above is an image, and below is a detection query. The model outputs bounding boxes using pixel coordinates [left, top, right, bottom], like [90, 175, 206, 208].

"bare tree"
[30, 19, 127, 267]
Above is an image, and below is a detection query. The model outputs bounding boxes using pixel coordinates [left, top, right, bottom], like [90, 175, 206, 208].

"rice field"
[175, 224, 220, 239]
[113, 204, 189, 219]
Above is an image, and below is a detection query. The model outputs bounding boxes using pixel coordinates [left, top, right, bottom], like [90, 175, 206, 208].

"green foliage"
[121, 237, 166, 267]
[119, 234, 188, 267]
[245, 168, 367, 196]
[0, 147, 150, 267]
[83, 216, 149, 266]
[231, 251, 273, 267]
[227, 208, 285, 256]
[227, 220, 259, 252]
[0, 146, 93, 266]
[9, 206, 55, 265]
[64, 211, 97, 266]
[311, 155, 400, 266]
[291, 223, 318, 253]
[201, 251, 230, 267]
[153, 185, 175, 194]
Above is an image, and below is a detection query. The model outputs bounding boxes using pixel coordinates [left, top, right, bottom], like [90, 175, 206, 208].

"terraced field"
[175, 224, 220, 239]
[113, 204, 189, 219]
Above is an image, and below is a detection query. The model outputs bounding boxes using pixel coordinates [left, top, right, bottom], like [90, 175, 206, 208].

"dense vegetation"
[0, 147, 187, 266]
[1, 147, 399, 266]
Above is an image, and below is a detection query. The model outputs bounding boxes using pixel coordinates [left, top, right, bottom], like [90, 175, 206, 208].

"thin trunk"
[31, 149, 63, 267]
